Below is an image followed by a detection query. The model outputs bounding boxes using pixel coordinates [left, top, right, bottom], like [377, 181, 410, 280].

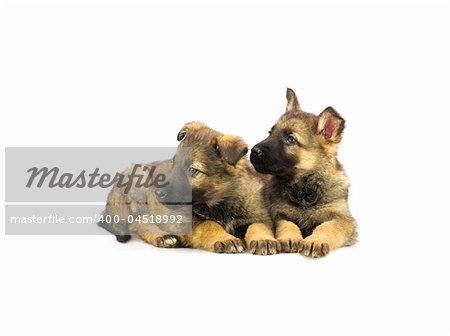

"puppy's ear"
[316, 107, 345, 142]
[177, 129, 187, 141]
[177, 121, 207, 141]
[286, 88, 301, 113]
[216, 135, 248, 165]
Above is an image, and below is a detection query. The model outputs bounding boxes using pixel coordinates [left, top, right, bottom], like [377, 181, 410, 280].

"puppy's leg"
[245, 222, 280, 255]
[300, 219, 356, 258]
[276, 219, 304, 253]
[136, 223, 182, 248]
[187, 220, 245, 253]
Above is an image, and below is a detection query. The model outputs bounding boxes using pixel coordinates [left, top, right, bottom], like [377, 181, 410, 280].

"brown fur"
[250, 88, 357, 258]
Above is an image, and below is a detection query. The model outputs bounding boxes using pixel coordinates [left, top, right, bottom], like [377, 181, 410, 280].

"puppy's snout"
[155, 188, 167, 201]
[251, 146, 263, 157]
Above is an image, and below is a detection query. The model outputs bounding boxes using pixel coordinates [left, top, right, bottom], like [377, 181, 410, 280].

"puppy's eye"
[268, 130, 272, 135]
[188, 166, 200, 177]
[286, 135, 297, 144]
[177, 130, 187, 141]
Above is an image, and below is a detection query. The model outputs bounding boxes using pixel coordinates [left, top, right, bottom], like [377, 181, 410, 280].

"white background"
[1, 0, 449, 335]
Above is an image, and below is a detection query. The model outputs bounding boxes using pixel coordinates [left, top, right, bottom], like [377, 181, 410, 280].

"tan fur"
[245, 222, 280, 255]
[140, 233, 179, 248]
[184, 220, 245, 253]
[294, 148, 318, 172]
[275, 219, 304, 253]
[300, 218, 356, 258]
[217, 134, 248, 165]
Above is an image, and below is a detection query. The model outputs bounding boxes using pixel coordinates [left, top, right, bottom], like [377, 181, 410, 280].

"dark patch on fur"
[192, 188, 207, 204]
[193, 196, 249, 235]
[269, 170, 349, 237]
[285, 173, 324, 209]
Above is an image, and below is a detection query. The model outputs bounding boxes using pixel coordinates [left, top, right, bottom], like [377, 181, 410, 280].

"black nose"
[251, 146, 263, 157]
[155, 188, 167, 200]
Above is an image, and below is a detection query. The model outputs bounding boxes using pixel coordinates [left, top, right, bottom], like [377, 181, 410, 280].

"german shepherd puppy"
[250, 89, 357, 258]
[100, 122, 280, 255]
[155, 121, 280, 255]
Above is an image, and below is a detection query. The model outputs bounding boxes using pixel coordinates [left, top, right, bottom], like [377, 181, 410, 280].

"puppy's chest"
[275, 202, 327, 238]
[270, 175, 326, 235]
[192, 199, 253, 233]
[275, 174, 325, 209]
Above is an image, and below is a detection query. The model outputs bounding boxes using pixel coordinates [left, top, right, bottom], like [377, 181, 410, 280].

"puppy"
[250, 89, 357, 257]
[155, 121, 280, 255]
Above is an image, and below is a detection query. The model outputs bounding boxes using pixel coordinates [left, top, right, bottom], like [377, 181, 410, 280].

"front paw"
[300, 237, 330, 258]
[155, 235, 180, 248]
[278, 238, 304, 253]
[213, 238, 245, 253]
[116, 234, 132, 243]
[248, 239, 281, 255]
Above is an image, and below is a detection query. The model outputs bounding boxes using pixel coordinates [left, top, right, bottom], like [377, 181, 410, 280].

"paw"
[213, 238, 245, 253]
[155, 235, 180, 248]
[300, 238, 330, 258]
[116, 234, 131, 243]
[278, 238, 304, 253]
[248, 239, 281, 255]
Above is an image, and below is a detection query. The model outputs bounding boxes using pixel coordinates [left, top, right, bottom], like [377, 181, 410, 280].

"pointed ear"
[177, 129, 187, 141]
[216, 135, 248, 165]
[317, 107, 345, 142]
[286, 88, 301, 112]
[177, 121, 206, 141]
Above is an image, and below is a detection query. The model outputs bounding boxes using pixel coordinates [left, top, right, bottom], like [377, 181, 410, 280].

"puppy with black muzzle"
[155, 121, 280, 255]
[250, 88, 357, 258]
